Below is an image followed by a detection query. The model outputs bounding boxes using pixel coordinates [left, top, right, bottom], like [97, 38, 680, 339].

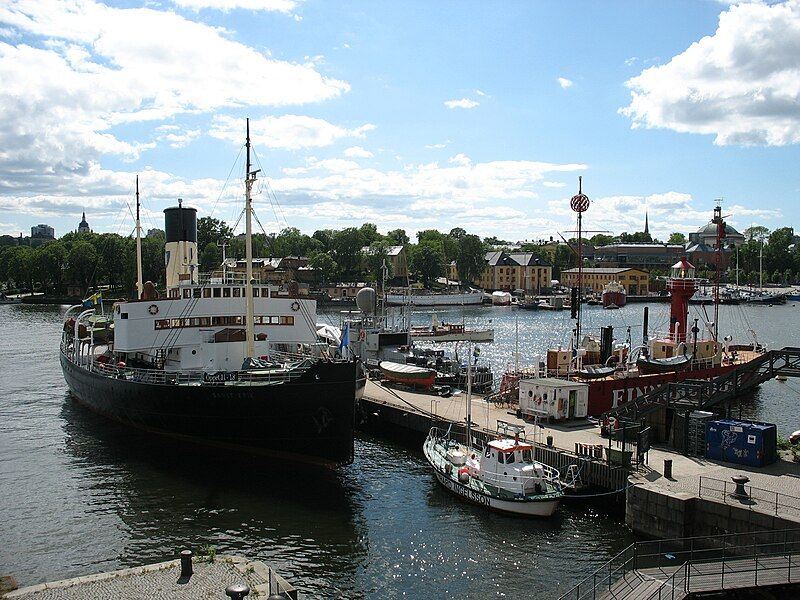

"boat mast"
[244, 118, 260, 359]
[712, 203, 723, 342]
[759, 236, 764, 292]
[570, 177, 590, 351]
[135, 175, 143, 299]
[466, 344, 473, 448]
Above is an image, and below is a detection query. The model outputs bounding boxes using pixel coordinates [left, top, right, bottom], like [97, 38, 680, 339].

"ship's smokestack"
[164, 204, 198, 289]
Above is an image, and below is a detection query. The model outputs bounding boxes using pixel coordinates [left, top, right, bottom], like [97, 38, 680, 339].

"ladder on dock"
[558, 528, 800, 600]
[603, 347, 800, 423]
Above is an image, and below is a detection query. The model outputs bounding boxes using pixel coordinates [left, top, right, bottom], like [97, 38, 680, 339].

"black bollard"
[663, 459, 673, 479]
[731, 475, 750, 499]
[179, 550, 193, 578]
[225, 583, 251, 599]
[547, 435, 553, 448]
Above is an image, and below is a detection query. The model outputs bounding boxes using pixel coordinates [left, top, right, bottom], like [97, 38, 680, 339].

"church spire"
[644, 210, 649, 236]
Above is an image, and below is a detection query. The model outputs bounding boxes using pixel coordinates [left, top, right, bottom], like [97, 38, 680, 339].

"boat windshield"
[504, 451, 515, 464]
[521, 449, 533, 463]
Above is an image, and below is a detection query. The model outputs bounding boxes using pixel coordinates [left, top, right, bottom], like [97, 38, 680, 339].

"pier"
[1, 553, 297, 600]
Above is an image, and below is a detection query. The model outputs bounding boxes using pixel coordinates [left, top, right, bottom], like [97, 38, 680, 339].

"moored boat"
[601, 281, 626, 308]
[379, 361, 436, 388]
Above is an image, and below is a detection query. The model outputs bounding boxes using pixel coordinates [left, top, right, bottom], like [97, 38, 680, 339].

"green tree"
[312, 229, 335, 252]
[364, 240, 391, 284]
[197, 216, 232, 250]
[455, 234, 486, 285]
[359, 223, 381, 246]
[34, 241, 67, 292]
[200, 242, 221, 272]
[410, 242, 444, 287]
[589, 234, 615, 247]
[765, 227, 794, 274]
[449, 227, 467, 240]
[386, 228, 409, 246]
[6, 246, 35, 291]
[141, 234, 166, 287]
[744, 225, 770, 241]
[332, 227, 363, 275]
[273, 227, 313, 257]
[308, 252, 339, 284]
[67, 241, 99, 295]
[668, 232, 687, 245]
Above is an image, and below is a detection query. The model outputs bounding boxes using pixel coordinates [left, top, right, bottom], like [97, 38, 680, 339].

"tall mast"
[759, 237, 764, 292]
[570, 177, 590, 351]
[712, 204, 723, 341]
[244, 118, 258, 359]
[466, 345, 473, 448]
[135, 175, 143, 299]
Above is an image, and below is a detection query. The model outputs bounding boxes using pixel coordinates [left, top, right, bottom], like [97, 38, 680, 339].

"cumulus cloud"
[557, 77, 573, 89]
[620, 0, 800, 146]
[209, 115, 375, 150]
[0, 0, 348, 195]
[343, 146, 373, 158]
[171, 0, 298, 12]
[444, 98, 479, 109]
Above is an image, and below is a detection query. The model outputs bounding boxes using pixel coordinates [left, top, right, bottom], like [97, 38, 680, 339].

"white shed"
[519, 378, 589, 421]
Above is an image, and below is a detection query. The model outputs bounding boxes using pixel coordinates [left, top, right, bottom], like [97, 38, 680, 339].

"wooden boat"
[379, 361, 436, 388]
[575, 365, 617, 380]
[636, 353, 693, 375]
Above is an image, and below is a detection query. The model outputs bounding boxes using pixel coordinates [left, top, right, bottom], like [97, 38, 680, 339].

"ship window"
[170, 319, 181, 328]
[154, 319, 168, 330]
[193, 288, 201, 298]
[189, 318, 201, 326]
[253, 288, 260, 298]
[497, 452, 505, 464]
[203, 288, 211, 298]
[253, 316, 262, 325]
[233, 315, 243, 325]
[522, 449, 533, 463]
[199, 317, 210, 326]
[233, 287, 241, 297]
[262, 288, 269, 297]
[281, 316, 294, 326]
[212, 316, 222, 326]
[223, 287, 231, 298]
[213, 287, 221, 298]
[182, 289, 191, 299]
[170, 289, 180, 298]
[505, 452, 515, 464]
[528, 390, 533, 397]
[120, 313, 128, 319]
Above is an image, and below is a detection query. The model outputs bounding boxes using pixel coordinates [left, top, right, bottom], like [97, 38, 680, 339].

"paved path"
[3, 556, 294, 600]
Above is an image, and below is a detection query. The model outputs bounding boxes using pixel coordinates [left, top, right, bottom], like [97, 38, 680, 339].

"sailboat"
[59, 120, 358, 467]
[423, 346, 563, 516]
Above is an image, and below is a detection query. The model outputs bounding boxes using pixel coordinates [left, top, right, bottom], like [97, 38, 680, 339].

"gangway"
[603, 347, 800, 424]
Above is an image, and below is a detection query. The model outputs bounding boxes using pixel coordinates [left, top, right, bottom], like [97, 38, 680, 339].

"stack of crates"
[687, 411, 714, 457]
[705, 419, 778, 467]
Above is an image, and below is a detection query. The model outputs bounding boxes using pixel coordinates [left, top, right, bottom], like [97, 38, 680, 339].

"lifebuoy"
[291, 301, 301, 312]
[359, 329, 366, 342]
[148, 304, 158, 315]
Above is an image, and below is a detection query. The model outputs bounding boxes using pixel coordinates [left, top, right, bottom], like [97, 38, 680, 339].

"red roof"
[671, 257, 695, 271]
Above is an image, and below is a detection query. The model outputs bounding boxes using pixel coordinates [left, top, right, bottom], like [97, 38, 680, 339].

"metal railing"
[559, 528, 800, 600]
[698, 476, 800, 519]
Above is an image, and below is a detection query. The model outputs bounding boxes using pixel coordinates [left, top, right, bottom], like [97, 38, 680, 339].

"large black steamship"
[60, 122, 357, 466]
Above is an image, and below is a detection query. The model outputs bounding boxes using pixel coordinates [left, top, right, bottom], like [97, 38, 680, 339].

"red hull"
[601, 290, 627, 308]
[586, 362, 740, 416]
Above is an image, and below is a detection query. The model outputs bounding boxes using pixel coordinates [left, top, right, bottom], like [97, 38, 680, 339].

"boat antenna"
[244, 118, 261, 359]
[570, 177, 590, 353]
[135, 175, 143, 299]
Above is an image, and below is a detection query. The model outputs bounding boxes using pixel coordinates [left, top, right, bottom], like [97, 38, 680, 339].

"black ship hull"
[60, 354, 356, 467]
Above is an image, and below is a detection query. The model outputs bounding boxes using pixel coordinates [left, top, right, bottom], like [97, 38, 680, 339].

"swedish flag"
[82, 291, 103, 308]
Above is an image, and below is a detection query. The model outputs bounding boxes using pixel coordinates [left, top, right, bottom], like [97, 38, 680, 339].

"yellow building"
[449, 251, 553, 292]
[561, 267, 649, 295]
[361, 245, 409, 279]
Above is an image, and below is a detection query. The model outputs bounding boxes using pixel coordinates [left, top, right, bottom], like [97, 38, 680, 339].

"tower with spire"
[644, 210, 649, 236]
[78, 211, 91, 234]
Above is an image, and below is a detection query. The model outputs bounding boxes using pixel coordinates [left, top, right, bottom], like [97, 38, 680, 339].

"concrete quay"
[2, 554, 297, 600]
[361, 379, 800, 540]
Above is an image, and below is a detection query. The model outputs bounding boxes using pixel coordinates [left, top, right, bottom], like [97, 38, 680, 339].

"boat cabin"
[481, 438, 549, 494]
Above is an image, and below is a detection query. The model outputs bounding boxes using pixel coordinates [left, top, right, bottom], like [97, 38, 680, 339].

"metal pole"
[244, 118, 257, 359]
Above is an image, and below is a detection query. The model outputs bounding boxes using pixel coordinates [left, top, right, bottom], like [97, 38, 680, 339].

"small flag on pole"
[338, 323, 350, 352]
[82, 291, 102, 308]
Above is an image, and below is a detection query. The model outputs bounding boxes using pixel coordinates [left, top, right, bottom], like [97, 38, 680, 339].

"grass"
[199, 544, 216, 563]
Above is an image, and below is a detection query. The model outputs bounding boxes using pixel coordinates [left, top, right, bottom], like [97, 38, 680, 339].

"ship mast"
[244, 119, 260, 359]
[135, 175, 143, 299]
[570, 177, 590, 352]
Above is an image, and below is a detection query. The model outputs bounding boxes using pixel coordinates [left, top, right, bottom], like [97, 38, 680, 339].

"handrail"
[699, 476, 800, 518]
[558, 528, 800, 600]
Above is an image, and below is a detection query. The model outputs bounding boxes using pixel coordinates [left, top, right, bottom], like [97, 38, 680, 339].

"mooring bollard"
[731, 475, 750, 499]
[225, 583, 251, 599]
[547, 435, 553, 448]
[179, 550, 193, 578]
[663, 459, 673, 479]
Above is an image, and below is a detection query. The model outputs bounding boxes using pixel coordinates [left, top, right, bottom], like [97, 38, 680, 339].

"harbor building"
[685, 219, 746, 269]
[223, 256, 314, 288]
[593, 243, 684, 270]
[561, 266, 649, 295]
[449, 251, 552, 292]
[360, 245, 409, 279]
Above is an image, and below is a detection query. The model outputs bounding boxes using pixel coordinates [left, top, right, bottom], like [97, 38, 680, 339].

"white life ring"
[148, 304, 159, 315]
[291, 301, 301, 312]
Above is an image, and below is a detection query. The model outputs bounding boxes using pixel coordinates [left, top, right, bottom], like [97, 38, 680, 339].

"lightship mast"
[244, 119, 260, 359]
[135, 175, 143, 299]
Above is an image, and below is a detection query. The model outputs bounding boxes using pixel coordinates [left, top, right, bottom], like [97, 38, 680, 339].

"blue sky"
[1, 0, 798, 243]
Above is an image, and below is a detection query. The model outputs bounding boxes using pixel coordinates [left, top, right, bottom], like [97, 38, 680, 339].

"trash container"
[664, 459, 673, 479]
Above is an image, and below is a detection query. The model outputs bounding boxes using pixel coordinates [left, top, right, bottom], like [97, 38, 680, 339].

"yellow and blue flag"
[82, 291, 103, 308]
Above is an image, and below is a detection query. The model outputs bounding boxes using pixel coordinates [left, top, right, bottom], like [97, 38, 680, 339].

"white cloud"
[444, 98, 479, 109]
[155, 126, 202, 148]
[557, 77, 573, 89]
[621, 0, 800, 146]
[343, 145, 373, 158]
[0, 0, 349, 195]
[171, 0, 298, 13]
[209, 115, 375, 150]
[425, 142, 448, 149]
[542, 181, 566, 188]
[475, 89, 487, 97]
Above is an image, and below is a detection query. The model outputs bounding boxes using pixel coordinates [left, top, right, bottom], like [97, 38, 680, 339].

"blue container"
[705, 419, 777, 467]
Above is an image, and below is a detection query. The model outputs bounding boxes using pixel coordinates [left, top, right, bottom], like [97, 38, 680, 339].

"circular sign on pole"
[570, 193, 590, 213]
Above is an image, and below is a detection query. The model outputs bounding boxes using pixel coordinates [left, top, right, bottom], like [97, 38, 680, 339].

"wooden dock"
[359, 379, 630, 493]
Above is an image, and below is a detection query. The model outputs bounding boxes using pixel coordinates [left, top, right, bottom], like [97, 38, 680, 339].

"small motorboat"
[603, 303, 619, 310]
[636, 353, 693, 375]
[575, 365, 617, 379]
[379, 361, 436, 388]
[424, 427, 563, 516]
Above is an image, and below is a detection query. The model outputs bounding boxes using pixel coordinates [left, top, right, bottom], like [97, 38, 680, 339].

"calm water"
[0, 302, 797, 597]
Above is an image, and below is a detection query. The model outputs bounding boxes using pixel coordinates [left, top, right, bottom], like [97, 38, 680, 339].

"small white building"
[519, 378, 589, 421]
